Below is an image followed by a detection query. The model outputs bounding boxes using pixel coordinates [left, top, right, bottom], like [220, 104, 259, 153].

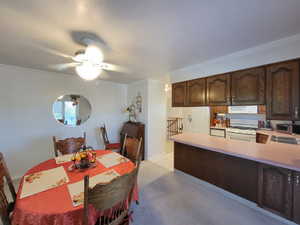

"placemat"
[21, 166, 69, 199]
[97, 152, 129, 168]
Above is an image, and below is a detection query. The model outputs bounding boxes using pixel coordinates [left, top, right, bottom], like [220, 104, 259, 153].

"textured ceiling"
[1, 0, 300, 83]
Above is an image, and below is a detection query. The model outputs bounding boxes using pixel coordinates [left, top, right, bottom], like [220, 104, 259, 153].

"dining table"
[12, 150, 138, 225]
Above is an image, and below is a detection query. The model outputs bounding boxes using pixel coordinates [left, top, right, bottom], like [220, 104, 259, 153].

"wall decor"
[52, 94, 92, 127]
[136, 92, 142, 113]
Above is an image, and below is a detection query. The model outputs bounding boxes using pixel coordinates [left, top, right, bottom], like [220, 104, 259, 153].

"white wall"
[171, 33, 300, 83]
[127, 80, 148, 124]
[127, 79, 167, 159]
[147, 80, 167, 158]
[0, 65, 127, 179]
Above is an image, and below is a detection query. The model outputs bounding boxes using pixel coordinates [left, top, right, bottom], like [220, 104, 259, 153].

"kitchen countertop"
[171, 132, 300, 172]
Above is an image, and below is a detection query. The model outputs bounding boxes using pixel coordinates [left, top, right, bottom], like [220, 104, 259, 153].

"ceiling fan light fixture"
[85, 45, 104, 63]
[73, 50, 87, 62]
[75, 62, 102, 81]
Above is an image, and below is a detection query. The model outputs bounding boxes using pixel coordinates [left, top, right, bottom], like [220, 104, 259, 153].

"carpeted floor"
[131, 156, 294, 225]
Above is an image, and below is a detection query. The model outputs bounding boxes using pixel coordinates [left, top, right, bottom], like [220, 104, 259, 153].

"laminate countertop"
[171, 132, 300, 172]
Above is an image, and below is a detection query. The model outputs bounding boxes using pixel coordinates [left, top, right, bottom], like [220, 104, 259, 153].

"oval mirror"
[52, 94, 92, 127]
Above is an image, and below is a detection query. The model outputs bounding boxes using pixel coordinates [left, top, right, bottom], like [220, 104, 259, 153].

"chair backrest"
[100, 125, 110, 146]
[0, 153, 16, 225]
[83, 168, 138, 225]
[122, 136, 142, 167]
[53, 132, 86, 157]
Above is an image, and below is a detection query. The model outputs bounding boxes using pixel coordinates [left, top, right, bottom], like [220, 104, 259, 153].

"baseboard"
[174, 169, 297, 225]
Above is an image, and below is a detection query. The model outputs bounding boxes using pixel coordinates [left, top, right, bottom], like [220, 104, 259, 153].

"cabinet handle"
[296, 175, 300, 186]
[288, 173, 292, 184]
[295, 106, 299, 119]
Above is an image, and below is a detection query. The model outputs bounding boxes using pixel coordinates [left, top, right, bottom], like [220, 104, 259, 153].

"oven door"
[227, 132, 256, 142]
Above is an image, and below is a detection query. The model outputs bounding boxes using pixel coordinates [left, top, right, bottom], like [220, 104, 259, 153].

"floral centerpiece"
[124, 104, 137, 122]
[70, 147, 97, 170]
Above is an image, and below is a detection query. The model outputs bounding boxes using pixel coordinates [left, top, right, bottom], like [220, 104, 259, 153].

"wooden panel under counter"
[174, 142, 258, 203]
[172, 132, 300, 224]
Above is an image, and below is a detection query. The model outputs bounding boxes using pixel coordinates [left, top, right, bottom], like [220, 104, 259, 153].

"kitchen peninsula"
[171, 132, 300, 224]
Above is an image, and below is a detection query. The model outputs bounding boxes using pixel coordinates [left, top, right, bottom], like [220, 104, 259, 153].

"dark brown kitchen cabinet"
[266, 61, 300, 120]
[174, 142, 258, 203]
[174, 142, 224, 186]
[206, 74, 231, 105]
[293, 172, 300, 223]
[258, 164, 293, 219]
[186, 78, 206, 106]
[231, 68, 265, 105]
[172, 81, 186, 107]
[222, 155, 258, 203]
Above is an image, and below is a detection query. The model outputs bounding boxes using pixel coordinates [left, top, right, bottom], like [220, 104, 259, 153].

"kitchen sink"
[271, 136, 300, 145]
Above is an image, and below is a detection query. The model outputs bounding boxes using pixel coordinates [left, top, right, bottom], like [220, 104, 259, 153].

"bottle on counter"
[266, 120, 272, 129]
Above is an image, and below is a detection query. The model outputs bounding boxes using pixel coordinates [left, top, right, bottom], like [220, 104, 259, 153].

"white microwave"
[228, 106, 258, 114]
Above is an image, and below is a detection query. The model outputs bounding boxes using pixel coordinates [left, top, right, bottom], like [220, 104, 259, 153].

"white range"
[226, 119, 258, 142]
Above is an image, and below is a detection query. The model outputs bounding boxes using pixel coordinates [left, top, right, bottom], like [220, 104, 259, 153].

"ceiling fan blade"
[29, 42, 74, 59]
[100, 63, 130, 73]
[43, 48, 74, 59]
[48, 63, 79, 71]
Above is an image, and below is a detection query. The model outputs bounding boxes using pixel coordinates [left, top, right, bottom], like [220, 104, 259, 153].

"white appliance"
[226, 118, 258, 142]
[228, 106, 258, 114]
[227, 127, 256, 142]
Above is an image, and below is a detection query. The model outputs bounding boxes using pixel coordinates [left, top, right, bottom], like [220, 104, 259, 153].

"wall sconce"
[165, 84, 170, 92]
[136, 92, 142, 113]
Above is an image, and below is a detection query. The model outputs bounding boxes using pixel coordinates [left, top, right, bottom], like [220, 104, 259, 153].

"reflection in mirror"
[53, 95, 92, 127]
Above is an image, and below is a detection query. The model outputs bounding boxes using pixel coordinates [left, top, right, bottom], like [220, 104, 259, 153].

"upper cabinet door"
[206, 74, 231, 106]
[266, 61, 300, 120]
[186, 78, 206, 106]
[231, 68, 265, 105]
[172, 82, 186, 107]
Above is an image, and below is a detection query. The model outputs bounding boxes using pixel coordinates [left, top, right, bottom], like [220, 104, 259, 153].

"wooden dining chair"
[83, 168, 138, 225]
[53, 132, 86, 157]
[0, 152, 17, 225]
[100, 125, 121, 151]
[121, 135, 143, 168]
[121, 135, 142, 206]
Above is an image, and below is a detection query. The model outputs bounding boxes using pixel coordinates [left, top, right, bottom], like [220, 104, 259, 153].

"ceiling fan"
[48, 37, 127, 81]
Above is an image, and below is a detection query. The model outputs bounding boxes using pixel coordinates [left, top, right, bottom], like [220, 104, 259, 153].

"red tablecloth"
[12, 150, 138, 225]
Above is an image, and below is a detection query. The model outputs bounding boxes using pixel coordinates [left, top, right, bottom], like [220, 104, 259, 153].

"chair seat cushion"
[106, 143, 121, 150]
